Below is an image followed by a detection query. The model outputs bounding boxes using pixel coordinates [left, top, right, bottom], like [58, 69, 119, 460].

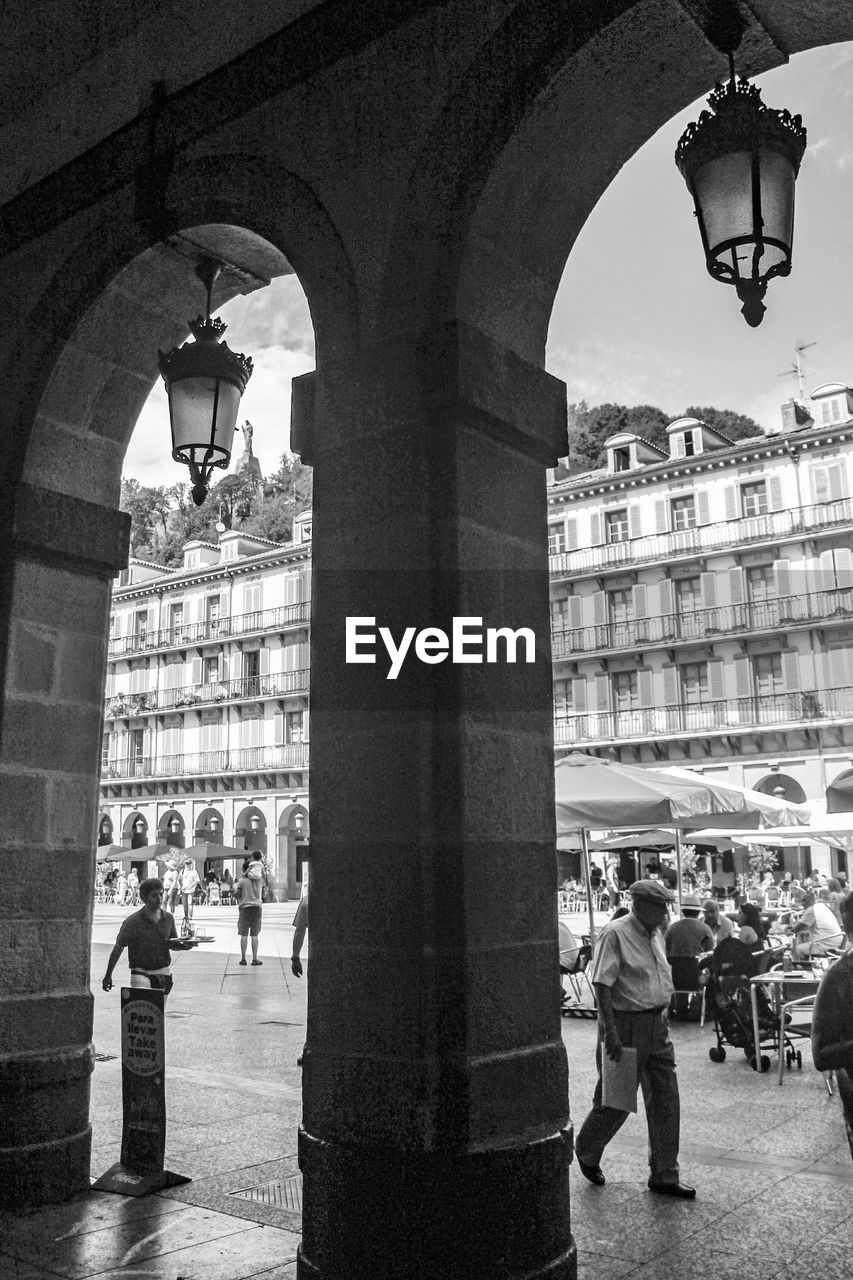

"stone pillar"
[298, 324, 575, 1278]
[0, 485, 130, 1206]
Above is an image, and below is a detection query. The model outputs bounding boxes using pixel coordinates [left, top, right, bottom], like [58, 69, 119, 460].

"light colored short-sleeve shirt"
[588, 911, 674, 1011]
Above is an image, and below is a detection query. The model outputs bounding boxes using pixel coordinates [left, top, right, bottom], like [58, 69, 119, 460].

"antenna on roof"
[777, 340, 817, 399]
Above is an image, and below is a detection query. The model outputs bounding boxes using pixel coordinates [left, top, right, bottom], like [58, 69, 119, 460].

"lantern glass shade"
[692, 146, 796, 287]
[168, 375, 241, 472]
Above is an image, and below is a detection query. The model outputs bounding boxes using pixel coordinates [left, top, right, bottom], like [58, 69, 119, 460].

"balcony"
[554, 686, 851, 748]
[101, 742, 310, 780]
[108, 600, 310, 659]
[549, 499, 853, 579]
[552, 588, 853, 659]
[105, 669, 310, 719]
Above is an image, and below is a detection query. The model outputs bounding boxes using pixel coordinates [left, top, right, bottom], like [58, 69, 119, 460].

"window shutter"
[835, 547, 853, 588]
[734, 655, 752, 697]
[818, 549, 836, 591]
[572, 677, 588, 713]
[768, 475, 783, 511]
[191, 658, 202, 686]
[593, 592, 607, 626]
[566, 517, 579, 550]
[568, 596, 583, 629]
[724, 487, 738, 520]
[260, 647, 270, 675]
[662, 665, 679, 704]
[628, 506, 642, 539]
[274, 710, 284, 745]
[728, 567, 745, 605]
[829, 464, 846, 501]
[655, 501, 668, 533]
[595, 673, 611, 711]
[658, 578, 674, 615]
[632, 585, 648, 617]
[590, 513, 602, 545]
[673, 434, 684, 458]
[827, 646, 853, 687]
[708, 659, 725, 701]
[638, 668, 654, 707]
[774, 558, 792, 598]
[701, 572, 718, 608]
[696, 490, 709, 525]
[782, 650, 800, 691]
[285, 575, 302, 605]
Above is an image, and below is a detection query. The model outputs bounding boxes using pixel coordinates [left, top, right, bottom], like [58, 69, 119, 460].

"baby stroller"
[704, 937, 783, 1073]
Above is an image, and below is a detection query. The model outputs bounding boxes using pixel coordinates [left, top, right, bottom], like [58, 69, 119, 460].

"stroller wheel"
[796, 1050, 803, 1069]
[709, 1046, 726, 1063]
[785, 1050, 793, 1068]
[759, 1055, 771, 1073]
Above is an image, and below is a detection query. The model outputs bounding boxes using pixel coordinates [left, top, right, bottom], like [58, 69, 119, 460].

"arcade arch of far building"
[5, 10, 853, 1277]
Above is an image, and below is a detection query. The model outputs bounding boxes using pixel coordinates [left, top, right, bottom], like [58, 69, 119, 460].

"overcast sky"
[124, 42, 853, 488]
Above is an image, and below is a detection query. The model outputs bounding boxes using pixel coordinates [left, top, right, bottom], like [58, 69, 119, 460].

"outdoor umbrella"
[554, 753, 808, 943]
[163, 841, 247, 864]
[826, 773, 853, 813]
[95, 844, 130, 864]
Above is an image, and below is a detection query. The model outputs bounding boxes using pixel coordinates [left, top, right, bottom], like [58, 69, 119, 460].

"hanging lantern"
[159, 258, 253, 505]
[675, 58, 807, 327]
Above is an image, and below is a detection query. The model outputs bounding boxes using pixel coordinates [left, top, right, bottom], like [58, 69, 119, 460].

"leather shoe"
[648, 1180, 696, 1199]
[578, 1160, 605, 1186]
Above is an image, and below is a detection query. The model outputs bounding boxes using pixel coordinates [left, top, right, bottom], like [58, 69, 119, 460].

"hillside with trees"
[120, 453, 313, 566]
[566, 401, 762, 471]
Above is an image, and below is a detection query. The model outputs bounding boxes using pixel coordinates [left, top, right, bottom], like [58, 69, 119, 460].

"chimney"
[780, 398, 813, 432]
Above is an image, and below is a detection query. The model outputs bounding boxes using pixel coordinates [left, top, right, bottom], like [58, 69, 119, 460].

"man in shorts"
[235, 852, 264, 965]
[101, 877, 197, 999]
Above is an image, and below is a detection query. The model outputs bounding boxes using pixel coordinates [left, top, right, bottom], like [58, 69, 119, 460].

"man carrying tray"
[102, 877, 198, 999]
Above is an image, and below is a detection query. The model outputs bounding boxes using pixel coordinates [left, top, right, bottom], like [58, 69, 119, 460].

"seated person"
[736, 902, 769, 954]
[793, 890, 845, 959]
[665, 896, 714, 1019]
[702, 898, 734, 945]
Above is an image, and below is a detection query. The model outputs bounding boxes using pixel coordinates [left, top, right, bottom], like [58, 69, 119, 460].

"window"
[741, 481, 767, 517]
[170, 603, 184, 632]
[681, 662, 708, 705]
[109, 613, 118, 637]
[243, 649, 261, 682]
[130, 728, 146, 763]
[608, 588, 633, 625]
[812, 462, 846, 504]
[206, 595, 221, 633]
[200, 713, 222, 755]
[286, 710, 305, 743]
[605, 509, 629, 544]
[747, 565, 775, 604]
[202, 655, 220, 685]
[240, 707, 261, 748]
[612, 447, 631, 472]
[682, 431, 696, 457]
[548, 524, 567, 555]
[670, 495, 696, 531]
[554, 678, 573, 718]
[821, 398, 843, 424]
[613, 671, 639, 711]
[101, 731, 113, 768]
[244, 581, 262, 615]
[134, 609, 148, 638]
[675, 577, 701, 613]
[753, 652, 783, 696]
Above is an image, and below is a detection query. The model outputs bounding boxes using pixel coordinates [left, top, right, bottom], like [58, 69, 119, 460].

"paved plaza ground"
[1, 903, 851, 1279]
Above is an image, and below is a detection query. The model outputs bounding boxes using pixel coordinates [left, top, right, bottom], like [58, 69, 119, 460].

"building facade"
[98, 513, 312, 899]
[548, 384, 853, 880]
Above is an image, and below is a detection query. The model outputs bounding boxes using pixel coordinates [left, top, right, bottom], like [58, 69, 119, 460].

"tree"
[682, 406, 761, 443]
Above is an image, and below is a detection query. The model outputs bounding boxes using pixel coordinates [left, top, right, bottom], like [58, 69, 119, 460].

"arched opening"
[754, 773, 807, 804]
[96, 813, 114, 846]
[159, 809, 185, 849]
[279, 803, 310, 900]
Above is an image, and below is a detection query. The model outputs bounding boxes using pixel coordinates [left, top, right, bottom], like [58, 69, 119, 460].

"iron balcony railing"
[554, 685, 852, 747]
[105, 669, 310, 718]
[552, 588, 853, 659]
[108, 600, 310, 658]
[101, 742, 310, 780]
[549, 498, 853, 578]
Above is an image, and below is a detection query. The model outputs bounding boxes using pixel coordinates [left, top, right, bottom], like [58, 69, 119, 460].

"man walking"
[101, 877, 197, 998]
[235, 852, 265, 965]
[575, 878, 696, 1199]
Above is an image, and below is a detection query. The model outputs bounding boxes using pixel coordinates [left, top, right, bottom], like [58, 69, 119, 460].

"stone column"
[0, 485, 130, 1206]
[298, 323, 575, 1279]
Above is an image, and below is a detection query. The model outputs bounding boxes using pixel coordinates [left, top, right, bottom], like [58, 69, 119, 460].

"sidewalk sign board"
[92, 986, 190, 1196]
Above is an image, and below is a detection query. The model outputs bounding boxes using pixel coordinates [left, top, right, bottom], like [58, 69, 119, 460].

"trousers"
[575, 1007, 681, 1183]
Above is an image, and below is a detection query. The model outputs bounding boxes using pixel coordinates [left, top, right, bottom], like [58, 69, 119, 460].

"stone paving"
[1, 904, 851, 1279]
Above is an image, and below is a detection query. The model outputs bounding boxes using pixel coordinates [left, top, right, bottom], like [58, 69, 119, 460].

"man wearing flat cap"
[574, 878, 696, 1199]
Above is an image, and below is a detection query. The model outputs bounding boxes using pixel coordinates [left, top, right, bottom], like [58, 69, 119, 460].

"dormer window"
[612, 446, 631, 472]
[821, 397, 843, 425]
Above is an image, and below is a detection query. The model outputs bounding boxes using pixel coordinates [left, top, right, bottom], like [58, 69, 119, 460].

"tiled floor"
[1, 919, 850, 1279]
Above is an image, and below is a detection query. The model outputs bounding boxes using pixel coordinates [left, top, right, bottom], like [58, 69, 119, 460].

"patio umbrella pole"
[674, 828, 684, 916]
[580, 827, 596, 948]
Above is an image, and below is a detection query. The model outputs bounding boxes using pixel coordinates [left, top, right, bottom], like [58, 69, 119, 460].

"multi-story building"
[97, 513, 313, 899]
[100, 383, 853, 893]
[548, 383, 853, 882]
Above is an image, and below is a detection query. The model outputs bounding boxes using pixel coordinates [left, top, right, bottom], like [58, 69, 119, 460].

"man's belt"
[615, 1005, 668, 1015]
